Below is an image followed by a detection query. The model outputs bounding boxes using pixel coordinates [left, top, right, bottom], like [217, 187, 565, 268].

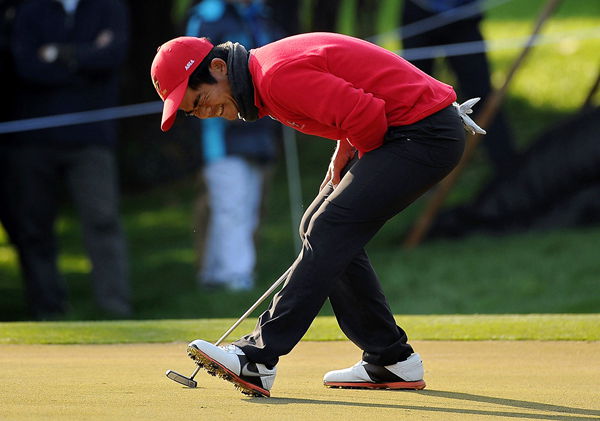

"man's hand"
[95, 29, 114, 49]
[38, 44, 59, 63]
[320, 139, 356, 191]
[38, 43, 74, 67]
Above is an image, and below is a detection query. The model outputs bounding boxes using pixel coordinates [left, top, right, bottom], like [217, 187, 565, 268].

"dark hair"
[188, 43, 230, 88]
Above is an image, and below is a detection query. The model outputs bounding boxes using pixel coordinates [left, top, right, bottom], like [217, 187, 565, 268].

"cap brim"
[160, 80, 189, 132]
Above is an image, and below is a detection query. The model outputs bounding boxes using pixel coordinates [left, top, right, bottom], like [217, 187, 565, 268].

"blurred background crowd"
[0, 0, 598, 321]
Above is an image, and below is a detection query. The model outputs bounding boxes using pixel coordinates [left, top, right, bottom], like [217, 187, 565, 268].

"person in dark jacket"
[9, 0, 131, 319]
[0, 0, 20, 245]
[151, 33, 483, 397]
[402, 0, 517, 175]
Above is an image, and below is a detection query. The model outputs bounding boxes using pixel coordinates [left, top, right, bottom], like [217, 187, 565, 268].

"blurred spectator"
[265, 0, 300, 35]
[429, 106, 600, 237]
[0, 0, 19, 245]
[310, 0, 341, 33]
[402, 0, 518, 175]
[9, 0, 131, 319]
[185, 0, 281, 291]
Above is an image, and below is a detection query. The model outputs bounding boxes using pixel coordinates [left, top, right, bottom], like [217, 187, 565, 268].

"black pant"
[402, 0, 517, 174]
[235, 106, 465, 367]
[0, 144, 20, 244]
[11, 145, 130, 319]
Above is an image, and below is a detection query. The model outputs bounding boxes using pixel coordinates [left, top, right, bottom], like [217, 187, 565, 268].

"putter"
[165, 268, 291, 387]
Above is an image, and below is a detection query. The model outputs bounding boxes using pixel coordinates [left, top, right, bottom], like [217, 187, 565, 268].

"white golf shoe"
[323, 353, 426, 390]
[187, 340, 276, 397]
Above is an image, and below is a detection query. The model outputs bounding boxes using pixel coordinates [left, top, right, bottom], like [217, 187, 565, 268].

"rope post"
[582, 68, 600, 110]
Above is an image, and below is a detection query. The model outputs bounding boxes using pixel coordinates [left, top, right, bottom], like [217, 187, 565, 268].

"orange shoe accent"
[188, 345, 270, 397]
[324, 379, 426, 390]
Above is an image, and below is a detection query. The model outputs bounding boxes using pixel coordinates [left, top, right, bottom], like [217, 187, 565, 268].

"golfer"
[151, 32, 485, 397]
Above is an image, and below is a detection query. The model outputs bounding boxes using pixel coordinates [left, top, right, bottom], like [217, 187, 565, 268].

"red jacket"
[249, 32, 456, 154]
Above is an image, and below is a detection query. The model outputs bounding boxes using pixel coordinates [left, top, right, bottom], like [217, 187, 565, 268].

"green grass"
[1, 314, 598, 344]
[0, 0, 599, 321]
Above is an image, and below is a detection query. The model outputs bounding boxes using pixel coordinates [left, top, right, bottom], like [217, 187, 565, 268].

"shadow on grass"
[250, 389, 599, 420]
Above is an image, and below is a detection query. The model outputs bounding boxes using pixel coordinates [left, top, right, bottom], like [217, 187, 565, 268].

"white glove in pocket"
[453, 97, 487, 135]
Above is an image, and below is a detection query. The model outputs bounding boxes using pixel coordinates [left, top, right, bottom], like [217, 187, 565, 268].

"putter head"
[166, 369, 197, 388]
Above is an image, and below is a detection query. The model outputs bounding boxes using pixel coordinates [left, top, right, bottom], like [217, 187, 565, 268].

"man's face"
[180, 58, 239, 120]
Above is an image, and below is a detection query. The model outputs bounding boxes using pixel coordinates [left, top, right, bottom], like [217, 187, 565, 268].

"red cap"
[151, 37, 214, 131]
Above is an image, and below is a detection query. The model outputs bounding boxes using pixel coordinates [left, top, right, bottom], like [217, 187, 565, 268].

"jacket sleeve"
[267, 60, 389, 154]
[73, 0, 129, 73]
[10, 4, 73, 85]
[10, 0, 129, 85]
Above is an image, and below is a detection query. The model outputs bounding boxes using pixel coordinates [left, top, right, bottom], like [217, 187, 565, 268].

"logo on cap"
[185, 59, 195, 71]
[153, 78, 168, 101]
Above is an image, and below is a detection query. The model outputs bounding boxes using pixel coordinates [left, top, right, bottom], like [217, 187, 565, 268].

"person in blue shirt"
[185, 0, 282, 291]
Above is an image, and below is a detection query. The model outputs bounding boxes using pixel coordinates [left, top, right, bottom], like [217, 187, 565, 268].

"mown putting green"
[1, 314, 600, 420]
[1, 314, 599, 344]
[1, 340, 599, 421]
